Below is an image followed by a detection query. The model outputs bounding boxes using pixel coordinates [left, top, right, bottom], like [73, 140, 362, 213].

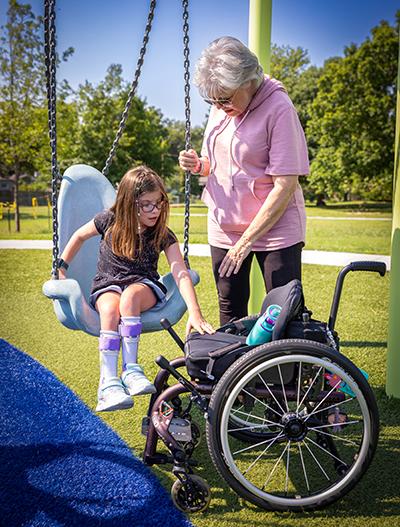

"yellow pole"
[386, 32, 400, 398]
[248, 0, 272, 314]
[32, 197, 38, 219]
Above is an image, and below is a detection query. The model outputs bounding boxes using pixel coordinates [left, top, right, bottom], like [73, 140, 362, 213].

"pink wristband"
[192, 159, 203, 175]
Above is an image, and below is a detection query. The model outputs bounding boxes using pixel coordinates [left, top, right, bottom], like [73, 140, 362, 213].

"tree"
[0, 0, 46, 230]
[307, 16, 399, 201]
[75, 64, 172, 186]
[0, 0, 74, 229]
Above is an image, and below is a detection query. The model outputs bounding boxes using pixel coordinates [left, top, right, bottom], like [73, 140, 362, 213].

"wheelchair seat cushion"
[259, 279, 304, 341]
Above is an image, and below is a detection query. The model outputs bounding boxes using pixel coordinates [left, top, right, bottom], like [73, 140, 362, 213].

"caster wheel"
[171, 474, 211, 513]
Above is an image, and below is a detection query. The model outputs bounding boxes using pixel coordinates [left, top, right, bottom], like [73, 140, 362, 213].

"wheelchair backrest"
[260, 279, 304, 340]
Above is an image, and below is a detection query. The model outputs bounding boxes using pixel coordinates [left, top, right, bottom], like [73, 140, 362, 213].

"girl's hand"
[179, 149, 200, 173]
[58, 268, 67, 280]
[219, 237, 252, 278]
[186, 311, 215, 337]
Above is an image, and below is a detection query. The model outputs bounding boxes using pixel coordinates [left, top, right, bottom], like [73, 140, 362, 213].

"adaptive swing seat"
[42, 164, 199, 336]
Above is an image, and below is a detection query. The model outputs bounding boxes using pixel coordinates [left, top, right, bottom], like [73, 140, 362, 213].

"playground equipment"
[42, 0, 199, 335]
[143, 261, 385, 512]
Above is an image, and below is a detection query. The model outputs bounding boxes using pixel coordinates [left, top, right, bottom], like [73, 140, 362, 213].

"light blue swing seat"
[42, 164, 199, 336]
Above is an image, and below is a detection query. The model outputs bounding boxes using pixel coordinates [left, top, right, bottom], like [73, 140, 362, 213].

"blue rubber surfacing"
[0, 339, 193, 527]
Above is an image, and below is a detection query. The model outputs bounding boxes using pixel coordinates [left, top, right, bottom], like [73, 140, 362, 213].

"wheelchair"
[142, 261, 385, 513]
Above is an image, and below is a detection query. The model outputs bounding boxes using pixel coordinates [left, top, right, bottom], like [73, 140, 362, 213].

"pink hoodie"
[201, 75, 309, 251]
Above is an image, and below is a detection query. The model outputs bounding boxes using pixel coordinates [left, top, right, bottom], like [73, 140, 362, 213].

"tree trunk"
[14, 174, 20, 232]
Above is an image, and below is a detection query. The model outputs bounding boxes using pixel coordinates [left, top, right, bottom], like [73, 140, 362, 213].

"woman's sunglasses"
[203, 86, 239, 107]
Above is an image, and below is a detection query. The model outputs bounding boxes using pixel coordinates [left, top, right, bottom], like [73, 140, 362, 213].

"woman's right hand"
[179, 149, 200, 173]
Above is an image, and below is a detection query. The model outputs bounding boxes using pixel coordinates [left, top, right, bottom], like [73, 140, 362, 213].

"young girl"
[57, 165, 214, 412]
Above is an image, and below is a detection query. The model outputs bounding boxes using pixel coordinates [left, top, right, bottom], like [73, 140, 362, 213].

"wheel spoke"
[302, 440, 330, 480]
[285, 441, 291, 494]
[232, 433, 284, 456]
[262, 442, 290, 490]
[277, 364, 290, 412]
[257, 373, 285, 415]
[305, 396, 355, 419]
[308, 426, 360, 446]
[304, 378, 346, 422]
[297, 366, 324, 412]
[311, 419, 361, 430]
[296, 361, 302, 411]
[298, 443, 310, 492]
[242, 432, 285, 475]
[230, 408, 284, 428]
[228, 423, 277, 433]
[242, 387, 283, 419]
[305, 436, 348, 466]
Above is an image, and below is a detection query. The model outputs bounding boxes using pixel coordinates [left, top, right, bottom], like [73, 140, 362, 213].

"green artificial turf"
[0, 249, 399, 527]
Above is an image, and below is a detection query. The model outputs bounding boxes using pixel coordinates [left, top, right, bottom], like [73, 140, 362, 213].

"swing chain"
[44, 0, 61, 278]
[182, 0, 191, 268]
[102, 0, 157, 177]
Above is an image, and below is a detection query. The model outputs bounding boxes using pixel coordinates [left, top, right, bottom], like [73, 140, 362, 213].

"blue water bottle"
[246, 304, 282, 345]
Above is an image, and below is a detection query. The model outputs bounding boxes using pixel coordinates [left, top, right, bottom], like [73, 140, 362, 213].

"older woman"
[179, 36, 309, 325]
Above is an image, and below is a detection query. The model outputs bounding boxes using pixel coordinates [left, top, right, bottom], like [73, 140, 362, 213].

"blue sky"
[1, 0, 398, 126]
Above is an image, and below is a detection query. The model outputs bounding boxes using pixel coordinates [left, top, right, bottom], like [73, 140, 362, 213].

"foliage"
[306, 16, 399, 201]
[0, 1, 75, 230]
[73, 64, 171, 186]
[0, 2, 46, 179]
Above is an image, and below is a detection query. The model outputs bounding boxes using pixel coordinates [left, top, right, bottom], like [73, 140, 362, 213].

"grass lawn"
[0, 249, 399, 527]
[0, 204, 393, 255]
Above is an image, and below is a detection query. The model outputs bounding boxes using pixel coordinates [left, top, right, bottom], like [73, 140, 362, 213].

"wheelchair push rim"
[206, 340, 379, 511]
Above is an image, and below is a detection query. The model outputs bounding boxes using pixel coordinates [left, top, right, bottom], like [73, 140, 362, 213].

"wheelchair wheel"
[171, 474, 211, 513]
[206, 339, 379, 511]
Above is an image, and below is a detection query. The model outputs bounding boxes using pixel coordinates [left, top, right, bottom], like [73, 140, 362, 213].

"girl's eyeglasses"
[137, 199, 165, 213]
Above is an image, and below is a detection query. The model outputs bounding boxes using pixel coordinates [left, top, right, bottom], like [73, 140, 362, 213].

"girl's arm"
[164, 242, 214, 336]
[57, 219, 99, 278]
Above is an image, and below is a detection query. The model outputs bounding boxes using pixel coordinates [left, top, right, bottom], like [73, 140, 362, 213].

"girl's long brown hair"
[107, 166, 169, 259]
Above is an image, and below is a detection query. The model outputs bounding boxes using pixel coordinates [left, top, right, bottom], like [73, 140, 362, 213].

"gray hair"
[194, 36, 264, 99]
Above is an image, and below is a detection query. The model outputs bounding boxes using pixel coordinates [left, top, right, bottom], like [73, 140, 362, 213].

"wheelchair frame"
[142, 261, 385, 513]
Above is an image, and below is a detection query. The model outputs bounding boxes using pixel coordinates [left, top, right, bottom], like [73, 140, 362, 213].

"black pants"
[210, 242, 303, 326]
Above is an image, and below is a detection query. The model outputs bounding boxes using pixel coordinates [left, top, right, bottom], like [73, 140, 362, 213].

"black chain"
[182, 0, 191, 268]
[44, 0, 61, 278]
[102, 0, 157, 176]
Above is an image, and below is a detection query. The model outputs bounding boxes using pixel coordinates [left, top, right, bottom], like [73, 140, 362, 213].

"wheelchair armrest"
[43, 278, 100, 336]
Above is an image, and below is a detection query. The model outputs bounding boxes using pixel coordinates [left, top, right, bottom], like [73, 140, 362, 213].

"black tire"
[206, 339, 379, 512]
[171, 474, 211, 513]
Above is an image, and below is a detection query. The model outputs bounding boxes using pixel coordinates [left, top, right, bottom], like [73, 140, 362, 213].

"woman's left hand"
[218, 238, 252, 278]
[186, 311, 215, 336]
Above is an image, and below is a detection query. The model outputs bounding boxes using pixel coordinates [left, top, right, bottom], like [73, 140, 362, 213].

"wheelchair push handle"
[347, 260, 386, 276]
[328, 260, 387, 332]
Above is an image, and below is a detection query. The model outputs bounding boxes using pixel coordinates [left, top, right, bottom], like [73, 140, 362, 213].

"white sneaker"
[96, 377, 134, 412]
[121, 364, 156, 396]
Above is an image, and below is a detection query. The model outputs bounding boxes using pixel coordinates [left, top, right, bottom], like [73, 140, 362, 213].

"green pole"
[386, 32, 400, 398]
[248, 0, 272, 314]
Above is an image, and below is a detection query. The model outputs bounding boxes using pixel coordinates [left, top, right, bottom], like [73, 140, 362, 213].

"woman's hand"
[186, 310, 215, 336]
[58, 268, 67, 280]
[218, 237, 252, 278]
[179, 149, 200, 173]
